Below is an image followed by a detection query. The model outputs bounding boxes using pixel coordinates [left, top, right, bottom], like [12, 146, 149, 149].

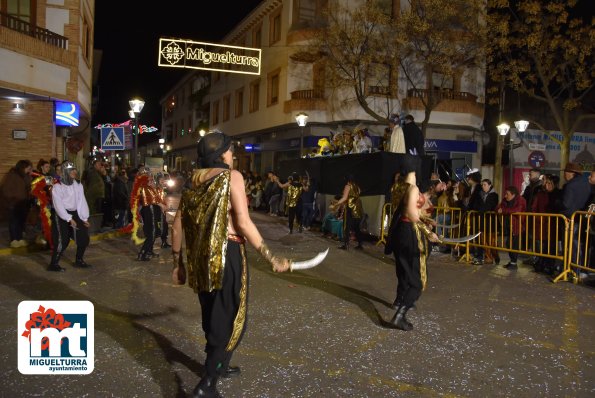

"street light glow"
[295, 112, 309, 127]
[129, 98, 145, 113]
[496, 123, 510, 136]
[514, 120, 529, 132]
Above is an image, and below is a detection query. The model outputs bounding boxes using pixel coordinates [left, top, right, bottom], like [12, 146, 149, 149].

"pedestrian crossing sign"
[100, 127, 125, 150]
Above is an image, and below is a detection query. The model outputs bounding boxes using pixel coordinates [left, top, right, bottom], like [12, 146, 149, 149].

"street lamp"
[497, 120, 529, 187]
[295, 112, 309, 157]
[129, 98, 145, 167]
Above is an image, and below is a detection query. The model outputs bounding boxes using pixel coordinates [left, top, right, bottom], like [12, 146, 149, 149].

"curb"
[0, 230, 129, 256]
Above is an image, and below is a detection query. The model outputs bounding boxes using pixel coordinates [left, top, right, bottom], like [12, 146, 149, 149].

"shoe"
[220, 366, 241, 379]
[137, 251, 151, 261]
[471, 258, 484, 265]
[18, 240, 29, 247]
[74, 259, 91, 268]
[390, 298, 400, 310]
[338, 244, 347, 250]
[147, 250, 159, 258]
[47, 264, 65, 272]
[192, 376, 221, 398]
[35, 235, 47, 246]
[298, 226, 303, 233]
[504, 262, 518, 270]
[354, 245, 363, 250]
[388, 306, 413, 331]
[10, 240, 20, 248]
[161, 242, 171, 249]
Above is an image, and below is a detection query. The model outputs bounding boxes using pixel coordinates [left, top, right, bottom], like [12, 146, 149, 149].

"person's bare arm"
[335, 184, 350, 206]
[230, 170, 290, 272]
[171, 209, 186, 284]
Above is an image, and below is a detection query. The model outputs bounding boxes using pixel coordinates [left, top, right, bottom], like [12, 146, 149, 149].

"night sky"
[93, 1, 263, 134]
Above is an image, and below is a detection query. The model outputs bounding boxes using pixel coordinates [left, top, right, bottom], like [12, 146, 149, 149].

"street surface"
[0, 211, 594, 397]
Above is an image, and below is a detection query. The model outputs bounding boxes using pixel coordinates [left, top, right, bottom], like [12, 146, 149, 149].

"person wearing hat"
[387, 114, 406, 154]
[561, 162, 590, 266]
[170, 130, 291, 397]
[47, 161, 91, 271]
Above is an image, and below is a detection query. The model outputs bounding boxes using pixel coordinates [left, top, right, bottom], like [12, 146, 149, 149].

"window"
[292, 0, 327, 28]
[212, 100, 219, 125]
[249, 79, 260, 113]
[2, 0, 35, 24]
[82, 12, 92, 64]
[180, 118, 185, 136]
[367, 63, 391, 95]
[269, 8, 282, 45]
[252, 24, 262, 47]
[431, 72, 454, 90]
[267, 68, 281, 106]
[235, 88, 244, 118]
[222, 94, 231, 122]
[188, 115, 192, 134]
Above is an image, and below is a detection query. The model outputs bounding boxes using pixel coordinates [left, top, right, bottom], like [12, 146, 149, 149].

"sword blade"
[441, 232, 481, 244]
[435, 223, 460, 230]
[290, 248, 329, 271]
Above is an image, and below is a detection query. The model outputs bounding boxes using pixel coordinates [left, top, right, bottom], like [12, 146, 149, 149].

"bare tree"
[487, 0, 595, 169]
[313, 0, 487, 136]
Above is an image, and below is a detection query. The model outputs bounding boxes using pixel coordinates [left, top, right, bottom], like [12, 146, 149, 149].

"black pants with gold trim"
[198, 240, 248, 378]
[393, 221, 422, 308]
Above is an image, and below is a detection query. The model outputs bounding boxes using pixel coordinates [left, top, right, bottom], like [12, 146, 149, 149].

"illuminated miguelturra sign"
[158, 38, 261, 75]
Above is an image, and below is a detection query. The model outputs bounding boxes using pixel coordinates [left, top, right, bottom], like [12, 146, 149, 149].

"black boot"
[74, 258, 91, 268]
[48, 252, 65, 272]
[388, 306, 413, 331]
[137, 250, 150, 261]
[161, 241, 171, 248]
[192, 376, 221, 398]
[47, 264, 65, 272]
[220, 365, 241, 378]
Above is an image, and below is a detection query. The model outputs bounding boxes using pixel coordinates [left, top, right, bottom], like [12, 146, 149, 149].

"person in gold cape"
[171, 131, 290, 398]
[385, 158, 439, 331]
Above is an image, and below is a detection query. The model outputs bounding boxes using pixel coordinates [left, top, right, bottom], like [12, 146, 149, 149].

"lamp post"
[129, 98, 145, 167]
[496, 120, 529, 188]
[295, 112, 309, 158]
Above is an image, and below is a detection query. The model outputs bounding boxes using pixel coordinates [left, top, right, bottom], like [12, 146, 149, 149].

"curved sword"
[290, 248, 329, 271]
[435, 223, 460, 230]
[440, 232, 481, 244]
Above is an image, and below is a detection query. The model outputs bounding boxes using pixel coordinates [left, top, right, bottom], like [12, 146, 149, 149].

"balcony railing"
[407, 88, 477, 102]
[290, 89, 325, 100]
[0, 11, 67, 49]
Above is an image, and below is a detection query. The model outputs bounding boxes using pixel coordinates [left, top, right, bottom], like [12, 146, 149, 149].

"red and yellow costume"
[30, 173, 55, 248]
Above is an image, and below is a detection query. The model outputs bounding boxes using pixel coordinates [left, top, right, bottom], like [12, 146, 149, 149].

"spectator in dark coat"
[402, 114, 425, 156]
[1, 160, 33, 247]
[472, 179, 499, 265]
[561, 162, 591, 266]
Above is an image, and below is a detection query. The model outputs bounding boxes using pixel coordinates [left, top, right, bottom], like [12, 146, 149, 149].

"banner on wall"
[513, 129, 594, 170]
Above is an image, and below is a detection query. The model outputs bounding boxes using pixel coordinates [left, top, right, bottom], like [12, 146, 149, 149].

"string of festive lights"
[94, 121, 158, 135]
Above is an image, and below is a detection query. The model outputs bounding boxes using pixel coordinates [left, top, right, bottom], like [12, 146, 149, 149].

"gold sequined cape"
[286, 184, 302, 207]
[390, 181, 410, 216]
[347, 182, 363, 218]
[180, 171, 230, 293]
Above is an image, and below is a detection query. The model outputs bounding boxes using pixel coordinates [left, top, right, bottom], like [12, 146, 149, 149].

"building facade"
[0, 0, 94, 179]
[161, 0, 485, 177]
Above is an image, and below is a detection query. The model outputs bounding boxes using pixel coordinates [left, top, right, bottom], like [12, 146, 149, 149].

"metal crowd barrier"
[464, 211, 569, 268]
[380, 204, 592, 284]
[553, 208, 594, 283]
